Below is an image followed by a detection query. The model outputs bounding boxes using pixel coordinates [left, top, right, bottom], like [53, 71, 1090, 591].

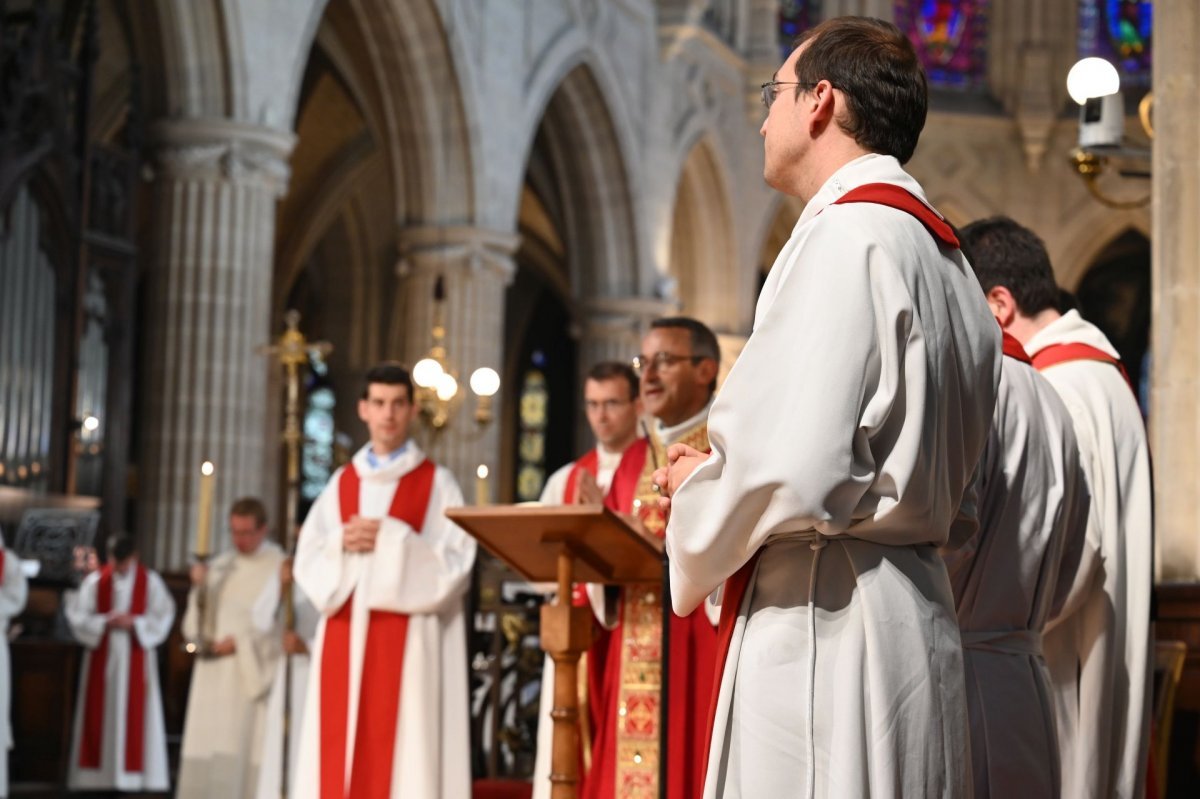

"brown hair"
[586, 361, 640, 400]
[229, 497, 268, 527]
[792, 16, 928, 164]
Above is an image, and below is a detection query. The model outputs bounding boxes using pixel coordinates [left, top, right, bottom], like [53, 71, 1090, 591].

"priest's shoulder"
[817, 199, 941, 251]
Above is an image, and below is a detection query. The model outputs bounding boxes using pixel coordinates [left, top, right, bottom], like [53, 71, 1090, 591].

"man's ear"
[696, 357, 719, 389]
[807, 79, 838, 136]
[986, 285, 1017, 328]
[357, 398, 370, 423]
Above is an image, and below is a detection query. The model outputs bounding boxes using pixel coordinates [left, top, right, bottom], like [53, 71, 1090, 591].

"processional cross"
[258, 309, 332, 799]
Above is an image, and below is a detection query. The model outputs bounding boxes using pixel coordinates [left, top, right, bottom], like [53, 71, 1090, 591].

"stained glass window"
[895, 1, 990, 90]
[516, 360, 549, 502]
[302, 353, 336, 502]
[778, 1, 821, 63]
[1078, 1, 1152, 89]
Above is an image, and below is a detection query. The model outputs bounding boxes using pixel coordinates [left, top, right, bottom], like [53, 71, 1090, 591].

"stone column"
[1151, 0, 1200, 581]
[395, 226, 519, 495]
[138, 119, 293, 569]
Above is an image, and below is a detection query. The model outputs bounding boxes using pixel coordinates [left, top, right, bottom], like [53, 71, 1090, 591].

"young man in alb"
[532, 361, 643, 799]
[65, 533, 176, 792]
[656, 18, 999, 797]
[961, 216, 1152, 799]
[294, 361, 475, 799]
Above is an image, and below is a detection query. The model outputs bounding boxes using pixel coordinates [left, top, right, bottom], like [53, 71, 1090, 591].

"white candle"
[476, 464, 490, 506]
[196, 461, 215, 555]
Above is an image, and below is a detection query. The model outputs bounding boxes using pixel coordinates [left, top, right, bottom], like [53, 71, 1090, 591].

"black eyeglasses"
[760, 80, 825, 109]
[632, 352, 705, 374]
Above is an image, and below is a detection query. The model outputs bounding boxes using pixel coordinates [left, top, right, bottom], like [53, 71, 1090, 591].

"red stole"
[1002, 331, 1032, 364]
[0, 549, 5, 585]
[79, 564, 148, 772]
[320, 459, 436, 799]
[602, 438, 650, 517]
[1031, 342, 1135, 393]
[832, 182, 960, 248]
[564, 448, 601, 505]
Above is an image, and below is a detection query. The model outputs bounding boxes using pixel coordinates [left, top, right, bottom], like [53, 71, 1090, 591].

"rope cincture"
[806, 533, 828, 799]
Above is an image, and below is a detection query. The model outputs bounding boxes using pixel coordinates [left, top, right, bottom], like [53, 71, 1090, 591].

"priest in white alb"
[65, 533, 176, 792]
[0, 532, 28, 799]
[656, 17, 999, 798]
[255, 557, 320, 799]
[178, 497, 286, 798]
[294, 362, 474, 799]
[960, 216, 1153, 799]
[938, 310, 1090, 797]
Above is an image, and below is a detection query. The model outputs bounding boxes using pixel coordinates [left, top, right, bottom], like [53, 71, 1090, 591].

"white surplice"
[177, 541, 285, 799]
[254, 582, 320, 799]
[666, 154, 1000, 798]
[293, 442, 474, 799]
[941, 354, 1090, 799]
[1027, 310, 1153, 799]
[65, 566, 176, 791]
[0, 544, 29, 799]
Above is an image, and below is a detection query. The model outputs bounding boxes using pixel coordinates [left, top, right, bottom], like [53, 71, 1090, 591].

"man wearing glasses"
[577, 316, 722, 799]
[655, 17, 999, 799]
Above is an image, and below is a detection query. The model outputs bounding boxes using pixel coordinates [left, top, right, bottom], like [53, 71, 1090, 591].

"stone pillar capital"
[395, 225, 521, 285]
[150, 118, 295, 194]
[581, 296, 676, 334]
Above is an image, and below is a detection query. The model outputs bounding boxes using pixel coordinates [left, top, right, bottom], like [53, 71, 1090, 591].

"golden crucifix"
[259, 309, 331, 799]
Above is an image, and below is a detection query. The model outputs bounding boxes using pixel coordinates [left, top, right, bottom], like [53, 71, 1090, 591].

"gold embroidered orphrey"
[613, 421, 709, 798]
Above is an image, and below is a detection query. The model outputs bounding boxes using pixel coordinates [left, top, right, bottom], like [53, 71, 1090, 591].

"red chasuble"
[80, 564, 149, 772]
[586, 431, 718, 799]
[320, 459, 435, 799]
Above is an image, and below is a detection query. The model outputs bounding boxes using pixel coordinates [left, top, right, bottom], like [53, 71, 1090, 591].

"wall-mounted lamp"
[1066, 57, 1151, 210]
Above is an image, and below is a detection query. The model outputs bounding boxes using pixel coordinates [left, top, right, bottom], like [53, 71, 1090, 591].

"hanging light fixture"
[411, 274, 502, 429]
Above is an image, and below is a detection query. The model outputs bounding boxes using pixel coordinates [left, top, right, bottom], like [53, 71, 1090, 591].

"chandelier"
[411, 275, 501, 429]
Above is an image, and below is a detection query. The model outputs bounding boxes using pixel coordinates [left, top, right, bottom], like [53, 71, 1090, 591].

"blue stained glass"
[1078, 0, 1152, 87]
[895, 1, 990, 90]
[778, 1, 821, 63]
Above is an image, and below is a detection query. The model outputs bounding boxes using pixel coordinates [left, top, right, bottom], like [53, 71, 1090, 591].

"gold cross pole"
[258, 309, 331, 799]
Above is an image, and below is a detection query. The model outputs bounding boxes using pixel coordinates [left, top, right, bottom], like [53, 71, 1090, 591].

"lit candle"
[476, 464, 490, 506]
[196, 461, 215, 555]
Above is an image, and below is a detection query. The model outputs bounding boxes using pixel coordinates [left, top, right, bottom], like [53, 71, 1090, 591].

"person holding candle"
[178, 497, 286, 799]
[64, 533, 176, 792]
[293, 361, 474, 799]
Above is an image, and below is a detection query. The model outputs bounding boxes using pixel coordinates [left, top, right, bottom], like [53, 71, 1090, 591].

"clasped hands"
[343, 514, 381, 553]
[650, 443, 708, 518]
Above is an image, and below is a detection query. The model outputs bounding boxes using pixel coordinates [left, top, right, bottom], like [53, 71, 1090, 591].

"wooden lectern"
[446, 505, 663, 799]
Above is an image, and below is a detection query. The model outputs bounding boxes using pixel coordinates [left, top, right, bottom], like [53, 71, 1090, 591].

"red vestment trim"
[564, 448, 600, 505]
[320, 459, 436, 799]
[0, 549, 5, 585]
[1031, 342, 1135, 393]
[601, 438, 649, 517]
[80, 564, 148, 773]
[698, 552, 761, 788]
[1002, 331, 1032, 364]
[832, 183, 960, 248]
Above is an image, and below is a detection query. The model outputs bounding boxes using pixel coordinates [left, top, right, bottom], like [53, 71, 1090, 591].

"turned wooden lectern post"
[446, 505, 663, 799]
